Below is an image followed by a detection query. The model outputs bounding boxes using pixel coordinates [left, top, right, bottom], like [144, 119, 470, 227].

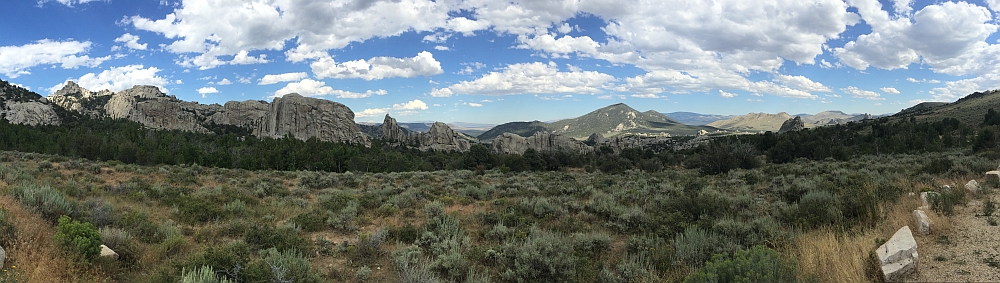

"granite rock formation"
[778, 116, 805, 133]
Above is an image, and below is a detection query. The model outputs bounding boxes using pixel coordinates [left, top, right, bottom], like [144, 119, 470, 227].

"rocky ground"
[910, 193, 1000, 282]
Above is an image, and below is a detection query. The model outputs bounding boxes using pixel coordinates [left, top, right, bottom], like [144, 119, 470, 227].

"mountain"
[547, 103, 716, 139]
[894, 90, 1000, 125]
[707, 112, 793, 132]
[662, 112, 735, 126]
[801, 111, 871, 127]
[0, 80, 61, 126]
[447, 122, 495, 137]
[476, 121, 550, 141]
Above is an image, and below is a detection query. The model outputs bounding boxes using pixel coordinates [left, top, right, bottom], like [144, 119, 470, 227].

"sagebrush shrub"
[673, 226, 725, 267]
[13, 182, 75, 222]
[683, 245, 798, 283]
[499, 227, 576, 282]
[180, 265, 233, 283]
[930, 187, 966, 216]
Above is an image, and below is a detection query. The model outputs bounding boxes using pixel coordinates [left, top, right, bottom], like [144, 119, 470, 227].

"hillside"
[547, 103, 716, 139]
[893, 90, 1000, 125]
[477, 121, 550, 140]
[707, 112, 793, 132]
[662, 112, 734, 126]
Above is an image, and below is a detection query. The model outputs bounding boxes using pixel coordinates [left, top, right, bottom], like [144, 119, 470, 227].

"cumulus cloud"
[393, 99, 428, 110]
[434, 45, 450, 51]
[429, 87, 453, 97]
[719, 90, 738, 98]
[0, 39, 109, 78]
[773, 75, 831, 93]
[842, 86, 884, 100]
[113, 33, 147, 51]
[312, 51, 443, 80]
[197, 87, 218, 97]
[630, 93, 659, 99]
[259, 72, 308, 85]
[230, 50, 268, 65]
[217, 78, 232, 85]
[880, 87, 900, 94]
[273, 79, 386, 98]
[49, 65, 168, 93]
[38, 0, 102, 7]
[468, 102, 483, 107]
[356, 108, 389, 118]
[447, 61, 616, 96]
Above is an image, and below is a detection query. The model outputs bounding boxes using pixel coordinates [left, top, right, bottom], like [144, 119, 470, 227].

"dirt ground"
[910, 193, 1000, 282]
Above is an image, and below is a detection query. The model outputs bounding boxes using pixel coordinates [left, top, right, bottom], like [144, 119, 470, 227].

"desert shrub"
[499, 227, 576, 282]
[699, 141, 761, 175]
[12, 182, 76, 222]
[930, 187, 966, 216]
[572, 231, 612, 257]
[289, 209, 327, 232]
[181, 240, 252, 282]
[83, 199, 116, 228]
[327, 200, 359, 232]
[626, 234, 673, 273]
[390, 222, 422, 244]
[683, 245, 798, 283]
[115, 210, 165, 243]
[393, 244, 443, 283]
[520, 197, 566, 218]
[424, 200, 446, 219]
[354, 228, 388, 263]
[243, 224, 310, 254]
[607, 206, 649, 233]
[99, 227, 138, 265]
[180, 265, 234, 283]
[244, 248, 322, 283]
[797, 190, 839, 227]
[54, 215, 102, 261]
[356, 266, 372, 282]
[674, 226, 726, 268]
[984, 198, 997, 217]
[920, 157, 954, 174]
[601, 253, 659, 283]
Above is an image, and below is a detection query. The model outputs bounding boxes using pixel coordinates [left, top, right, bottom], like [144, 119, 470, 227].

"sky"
[3, 0, 1000, 124]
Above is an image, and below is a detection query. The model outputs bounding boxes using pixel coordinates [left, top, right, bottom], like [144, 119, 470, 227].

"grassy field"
[0, 149, 992, 282]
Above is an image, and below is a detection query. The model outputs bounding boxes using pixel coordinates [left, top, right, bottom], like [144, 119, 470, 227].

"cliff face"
[0, 80, 61, 126]
[46, 82, 370, 145]
[778, 116, 806, 133]
[491, 132, 592, 155]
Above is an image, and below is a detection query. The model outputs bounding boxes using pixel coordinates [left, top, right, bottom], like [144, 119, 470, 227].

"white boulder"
[876, 226, 918, 282]
[986, 171, 1000, 183]
[965, 180, 980, 193]
[100, 244, 118, 260]
[912, 210, 932, 235]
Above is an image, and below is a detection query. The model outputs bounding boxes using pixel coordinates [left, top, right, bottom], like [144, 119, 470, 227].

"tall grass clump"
[929, 187, 966, 216]
[12, 182, 75, 222]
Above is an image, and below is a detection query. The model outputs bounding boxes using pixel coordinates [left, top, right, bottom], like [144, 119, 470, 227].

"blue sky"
[3, 0, 1000, 124]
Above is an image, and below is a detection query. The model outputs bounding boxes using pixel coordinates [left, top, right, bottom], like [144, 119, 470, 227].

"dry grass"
[0, 196, 113, 282]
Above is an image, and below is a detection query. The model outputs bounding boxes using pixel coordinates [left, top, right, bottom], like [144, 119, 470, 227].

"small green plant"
[356, 266, 372, 282]
[53, 215, 102, 261]
[180, 265, 234, 283]
[683, 245, 798, 283]
[934, 255, 947, 262]
[929, 188, 966, 216]
[0, 264, 23, 283]
[983, 198, 996, 217]
[989, 217, 999, 226]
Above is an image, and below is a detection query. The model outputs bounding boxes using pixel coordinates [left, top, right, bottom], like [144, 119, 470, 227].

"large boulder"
[986, 171, 1000, 184]
[912, 210, 932, 235]
[416, 122, 473, 152]
[3, 101, 60, 126]
[381, 114, 407, 143]
[876, 226, 918, 282]
[491, 132, 592, 155]
[263, 93, 370, 145]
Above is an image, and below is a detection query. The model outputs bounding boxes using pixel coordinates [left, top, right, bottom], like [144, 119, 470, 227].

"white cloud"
[880, 87, 900, 94]
[217, 78, 232, 85]
[447, 61, 615, 96]
[434, 45, 450, 51]
[49, 65, 168, 93]
[114, 33, 148, 51]
[197, 86, 218, 97]
[230, 50, 268, 65]
[259, 72, 309, 85]
[312, 51, 443, 80]
[630, 93, 659, 98]
[39, 0, 102, 7]
[773, 75, 831, 92]
[987, 0, 1000, 12]
[468, 102, 483, 107]
[393, 99, 428, 110]
[0, 39, 109, 78]
[273, 79, 387, 98]
[430, 87, 453, 97]
[719, 90, 737, 98]
[842, 86, 884, 100]
[356, 108, 389, 118]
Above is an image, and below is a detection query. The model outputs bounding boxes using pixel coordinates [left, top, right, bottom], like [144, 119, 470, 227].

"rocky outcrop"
[46, 82, 371, 145]
[876, 226, 918, 282]
[416, 122, 473, 152]
[987, 171, 1000, 183]
[3, 101, 60, 126]
[262, 93, 369, 144]
[965, 180, 980, 194]
[778, 116, 805, 133]
[491, 132, 592, 155]
[382, 114, 407, 143]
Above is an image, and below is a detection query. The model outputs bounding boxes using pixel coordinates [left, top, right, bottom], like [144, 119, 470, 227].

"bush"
[797, 190, 839, 227]
[699, 141, 761, 175]
[572, 232, 612, 257]
[929, 187, 966, 216]
[0, 208, 17, 248]
[327, 200, 359, 232]
[245, 248, 322, 283]
[683, 245, 798, 283]
[673, 226, 725, 267]
[243, 224, 310, 254]
[354, 228, 388, 263]
[180, 265, 234, 283]
[499, 227, 576, 282]
[54, 215, 102, 261]
[12, 182, 75, 222]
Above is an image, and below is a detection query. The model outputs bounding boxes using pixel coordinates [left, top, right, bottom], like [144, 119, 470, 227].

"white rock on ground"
[0, 245, 5, 267]
[876, 226, 918, 282]
[913, 210, 932, 235]
[919, 192, 936, 210]
[100, 244, 118, 260]
[966, 180, 980, 194]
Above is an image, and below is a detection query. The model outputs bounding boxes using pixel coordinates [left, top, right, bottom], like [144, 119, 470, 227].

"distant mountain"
[662, 112, 735, 126]
[477, 121, 550, 140]
[801, 111, 871, 126]
[448, 122, 495, 137]
[547, 103, 715, 139]
[398, 122, 432, 132]
[707, 112, 793, 132]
